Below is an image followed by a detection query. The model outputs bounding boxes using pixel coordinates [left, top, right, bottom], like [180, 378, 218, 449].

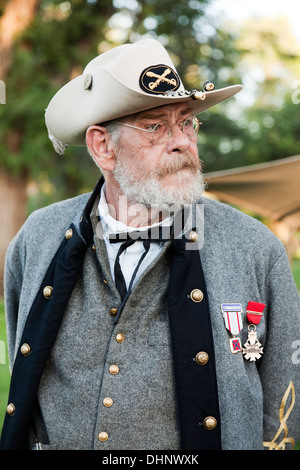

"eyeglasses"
[114, 115, 201, 144]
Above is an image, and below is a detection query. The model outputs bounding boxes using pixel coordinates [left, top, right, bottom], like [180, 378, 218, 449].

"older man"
[1, 39, 300, 451]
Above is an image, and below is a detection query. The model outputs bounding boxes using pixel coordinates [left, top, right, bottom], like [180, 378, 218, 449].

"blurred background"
[0, 0, 299, 436]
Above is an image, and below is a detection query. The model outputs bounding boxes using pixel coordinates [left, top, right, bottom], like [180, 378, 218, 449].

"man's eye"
[145, 123, 158, 131]
[153, 123, 166, 133]
[146, 123, 163, 132]
[183, 117, 193, 127]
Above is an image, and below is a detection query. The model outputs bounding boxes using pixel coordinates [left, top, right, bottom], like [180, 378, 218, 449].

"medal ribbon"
[221, 303, 243, 336]
[246, 301, 265, 325]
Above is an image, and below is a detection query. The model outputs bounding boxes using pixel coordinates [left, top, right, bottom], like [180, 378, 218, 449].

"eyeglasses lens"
[152, 117, 199, 143]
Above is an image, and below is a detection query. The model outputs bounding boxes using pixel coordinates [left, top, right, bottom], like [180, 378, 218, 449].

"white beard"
[112, 150, 205, 208]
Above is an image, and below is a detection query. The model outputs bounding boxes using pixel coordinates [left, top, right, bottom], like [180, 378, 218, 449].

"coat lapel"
[168, 228, 221, 449]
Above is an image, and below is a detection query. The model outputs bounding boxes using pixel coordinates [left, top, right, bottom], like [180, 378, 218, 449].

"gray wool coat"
[4, 192, 300, 450]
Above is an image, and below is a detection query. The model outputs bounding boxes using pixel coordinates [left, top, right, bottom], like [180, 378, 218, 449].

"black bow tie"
[109, 226, 171, 316]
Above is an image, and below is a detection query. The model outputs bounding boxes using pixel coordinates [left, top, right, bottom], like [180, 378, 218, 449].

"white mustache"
[154, 152, 201, 179]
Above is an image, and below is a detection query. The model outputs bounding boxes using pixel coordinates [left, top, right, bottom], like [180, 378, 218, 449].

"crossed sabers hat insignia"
[146, 68, 177, 90]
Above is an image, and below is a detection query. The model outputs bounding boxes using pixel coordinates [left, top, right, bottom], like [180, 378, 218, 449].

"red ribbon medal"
[246, 301, 265, 325]
[242, 301, 266, 362]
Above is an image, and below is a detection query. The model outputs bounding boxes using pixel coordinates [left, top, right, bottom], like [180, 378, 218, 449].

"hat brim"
[45, 68, 242, 146]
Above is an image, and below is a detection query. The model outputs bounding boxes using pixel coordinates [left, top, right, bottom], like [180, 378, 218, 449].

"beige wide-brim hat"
[45, 38, 242, 154]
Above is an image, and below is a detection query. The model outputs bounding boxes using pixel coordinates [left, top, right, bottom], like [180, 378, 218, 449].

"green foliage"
[0, 0, 119, 200]
[0, 298, 10, 436]
[293, 258, 300, 291]
[198, 91, 300, 173]
[238, 95, 300, 165]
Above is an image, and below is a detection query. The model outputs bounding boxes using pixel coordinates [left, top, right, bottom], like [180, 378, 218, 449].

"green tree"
[0, 0, 40, 293]
[213, 16, 300, 170]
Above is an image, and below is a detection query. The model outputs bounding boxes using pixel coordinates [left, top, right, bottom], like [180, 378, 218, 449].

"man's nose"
[166, 124, 191, 153]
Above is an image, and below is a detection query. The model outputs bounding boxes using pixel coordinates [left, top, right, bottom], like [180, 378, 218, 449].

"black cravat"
[109, 226, 170, 304]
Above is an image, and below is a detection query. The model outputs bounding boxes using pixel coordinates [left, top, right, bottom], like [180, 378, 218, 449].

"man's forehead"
[132, 103, 192, 121]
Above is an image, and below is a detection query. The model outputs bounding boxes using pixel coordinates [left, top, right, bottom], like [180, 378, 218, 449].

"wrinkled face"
[111, 103, 205, 206]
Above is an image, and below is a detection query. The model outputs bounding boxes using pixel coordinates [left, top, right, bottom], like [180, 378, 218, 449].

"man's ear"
[86, 125, 116, 171]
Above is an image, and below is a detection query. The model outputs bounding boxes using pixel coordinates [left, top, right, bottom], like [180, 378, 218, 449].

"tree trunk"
[0, 170, 28, 295]
[0, 0, 40, 296]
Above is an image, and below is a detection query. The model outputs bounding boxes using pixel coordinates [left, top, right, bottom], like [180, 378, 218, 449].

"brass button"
[110, 308, 118, 317]
[92, 244, 96, 251]
[203, 416, 217, 430]
[109, 364, 119, 375]
[190, 289, 204, 302]
[189, 231, 198, 243]
[65, 228, 73, 240]
[6, 403, 15, 416]
[103, 397, 113, 408]
[98, 431, 108, 442]
[116, 333, 125, 343]
[43, 286, 53, 299]
[195, 351, 209, 365]
[20, 343, 31, 357]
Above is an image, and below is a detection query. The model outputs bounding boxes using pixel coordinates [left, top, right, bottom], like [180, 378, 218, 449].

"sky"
[208, 0, 300, 42]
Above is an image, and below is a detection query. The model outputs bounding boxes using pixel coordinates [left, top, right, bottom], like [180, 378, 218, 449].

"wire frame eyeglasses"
[114, 115, 201, 144]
